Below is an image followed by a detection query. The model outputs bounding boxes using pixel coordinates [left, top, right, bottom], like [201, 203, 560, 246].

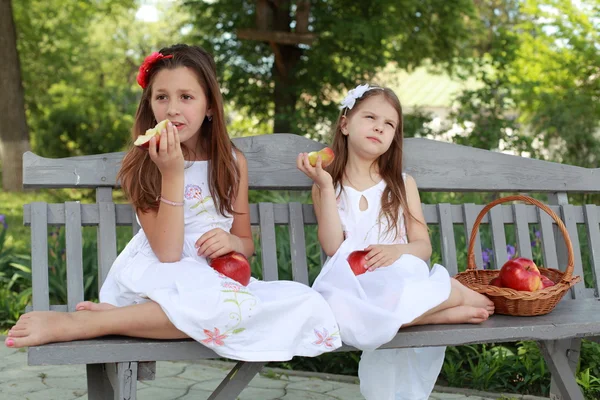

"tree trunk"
[0, 0, 31, 191]
[271, 0, 302, 134]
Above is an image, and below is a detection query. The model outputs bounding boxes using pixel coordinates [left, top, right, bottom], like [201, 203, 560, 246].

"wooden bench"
[22, 134, 600, 400]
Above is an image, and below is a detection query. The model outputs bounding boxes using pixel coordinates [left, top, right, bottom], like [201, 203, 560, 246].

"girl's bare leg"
[5, 301, 188, 348]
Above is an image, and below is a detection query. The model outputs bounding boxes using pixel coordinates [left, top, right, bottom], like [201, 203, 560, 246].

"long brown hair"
[118, 44, 239, 216]
[327, 86, 418, 239]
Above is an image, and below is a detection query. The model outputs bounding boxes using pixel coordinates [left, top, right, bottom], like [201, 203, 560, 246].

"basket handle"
[467, 195, 574, 282]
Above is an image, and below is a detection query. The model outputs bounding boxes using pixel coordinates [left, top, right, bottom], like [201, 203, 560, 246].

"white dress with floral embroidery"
[100, 161, 341, 361]
[312, 176, 451, 400]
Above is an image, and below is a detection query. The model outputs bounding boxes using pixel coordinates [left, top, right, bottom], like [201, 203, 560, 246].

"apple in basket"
[347, 250, 369, 276]
[209, 251, 251, 286]
[308, 147, 335, 168]
[498, 257, 542, 291]
[541, 275, 555, 289]
[134, 119, 170, 149]
[489, 277, 504, 287]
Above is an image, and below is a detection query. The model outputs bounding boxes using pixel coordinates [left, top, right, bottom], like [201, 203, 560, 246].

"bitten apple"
[347, 250, 369, 276]
[134, 119, 170, 149]
[308, 147, 335, 168]
[209, 251, 251, 286]
[498, 257, 542, 291]
[540, 275, 555, 289]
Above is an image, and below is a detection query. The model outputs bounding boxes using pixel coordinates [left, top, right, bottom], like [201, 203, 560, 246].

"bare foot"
[76, 301, 116, 311]
[5, 311, 91, 348]
[407, 306, 490, 326]
[453, 279, 495, 313]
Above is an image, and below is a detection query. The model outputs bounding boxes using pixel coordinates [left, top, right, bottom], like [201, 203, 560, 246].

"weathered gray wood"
[207, 361, 264, 400]
[106, 362, 137, 400]
[437, 203, 458, 275]
[27, 299, 600, 366]
[65, 202, 84, 311]
[549, 193, 571, 301]
[489, 205, 508, 269]
[25, 305, 67, 313]
[548, 338, 582, 400]
[539, 340, 585, 400]
[87, 364, 114, 400]
[22, 136, 600, 192]
[288, 202, 309, 285]
[24, 201, 599, 228]
[31, 202, 50, 311]
[538, 209, 560, 271]
[258, 203, 278, 281]
[583, 205, 600, 296]
[97, 201, 117, 286]
[24, 203, 137, 226]
[513, 204, 533, 260]
[463, 204, 483, 269]
[560, 204, 587, 299]
[136, 362, 155, 381]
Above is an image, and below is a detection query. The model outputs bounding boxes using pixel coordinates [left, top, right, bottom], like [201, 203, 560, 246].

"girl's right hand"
[296, 152, 333, 189]
[148, 121, 184, 176]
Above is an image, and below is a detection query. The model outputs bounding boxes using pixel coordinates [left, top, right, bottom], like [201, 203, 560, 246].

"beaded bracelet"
[158, 196, 184, 207]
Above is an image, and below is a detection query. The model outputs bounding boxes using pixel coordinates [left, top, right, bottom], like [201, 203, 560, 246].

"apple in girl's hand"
[347, 250, 369, 276]
[210, 251, 251, 286]
[308, 147, 335, 168]
[489, 277, 503, 287]
[498, 257, 542, 291]
[134, 119, 170, 149]
[540, 275, 555, 289]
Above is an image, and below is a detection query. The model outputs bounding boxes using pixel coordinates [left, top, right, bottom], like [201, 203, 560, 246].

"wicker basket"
[454, 195, 581, 316]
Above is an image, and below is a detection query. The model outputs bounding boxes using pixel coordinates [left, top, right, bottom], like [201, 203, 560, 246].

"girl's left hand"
[195, 228, 239, 259]
[364, 244, 403, 271]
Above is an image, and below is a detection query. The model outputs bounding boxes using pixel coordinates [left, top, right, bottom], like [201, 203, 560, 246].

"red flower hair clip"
[136, 52, 173, 89]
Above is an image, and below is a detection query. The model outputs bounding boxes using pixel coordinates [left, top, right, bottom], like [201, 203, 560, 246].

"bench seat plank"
[28, 299, 600, 366]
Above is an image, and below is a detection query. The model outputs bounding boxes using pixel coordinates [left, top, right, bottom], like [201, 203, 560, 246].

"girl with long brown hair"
[6, 45, 341, 362]
[297, 84, 495, 399]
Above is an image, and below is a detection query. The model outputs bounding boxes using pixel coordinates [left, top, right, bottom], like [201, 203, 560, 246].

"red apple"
[498, 257, 542, 291]
[540, 275, 555, 289]
[347, 250, 369, 276]
[489, 277, 503, 287]
[308, 147, 335, 168]
[210, 251, 251, 286]
[134, 119, 170, 149]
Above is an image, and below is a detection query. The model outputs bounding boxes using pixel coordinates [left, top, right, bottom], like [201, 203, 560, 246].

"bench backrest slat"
[23, 136, 600, 192]
[65, 201, 84, 311]
[583, 205, 600, 295]
[258, 202, 278, 281]
[513, 204, 533, 260]
[31, 202, 50, 311]
[97, 202, 117, 287]
[561, 204, 588, 299]
[437, 203, 458, 275]
[463, 204, 483, 269]
[288, 203, 309, 285]
[538, 208, 560, 275]
[489, 206, 508, 270]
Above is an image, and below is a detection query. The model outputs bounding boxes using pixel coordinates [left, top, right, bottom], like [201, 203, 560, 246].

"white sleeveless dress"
[312, 176, 451, 400]
[100, 161, 341, 361]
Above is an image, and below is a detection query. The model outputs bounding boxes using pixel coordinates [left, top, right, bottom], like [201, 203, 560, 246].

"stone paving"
[0, 338, 549, 400]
